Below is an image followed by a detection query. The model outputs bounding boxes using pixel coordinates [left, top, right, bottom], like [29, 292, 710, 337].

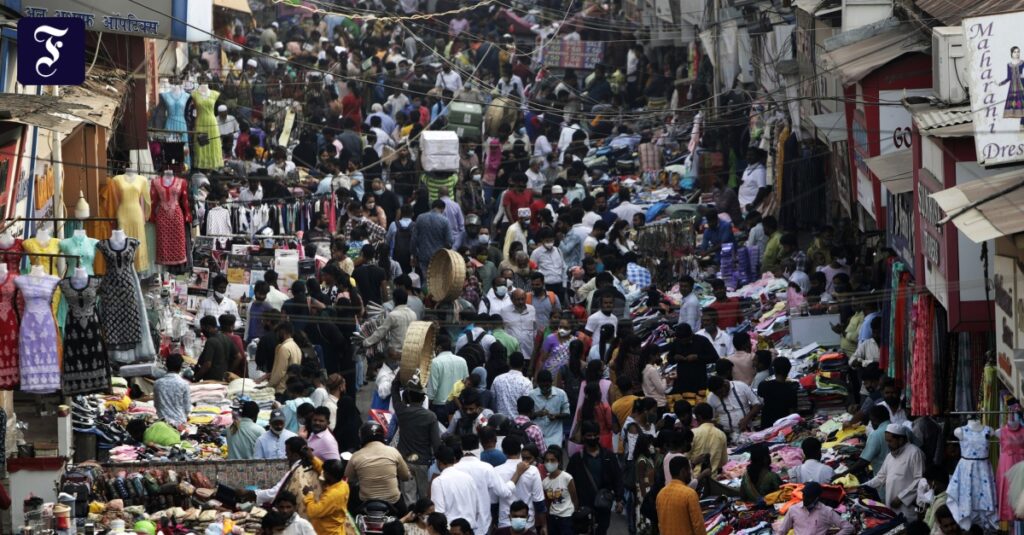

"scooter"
[355, 500, 395, 535]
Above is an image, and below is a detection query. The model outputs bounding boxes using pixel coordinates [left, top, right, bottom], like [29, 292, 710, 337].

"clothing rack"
[948, 410, 1020, 415]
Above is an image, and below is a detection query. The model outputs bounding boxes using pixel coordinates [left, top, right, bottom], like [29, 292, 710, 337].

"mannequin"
[30, 264, 45, 277]
[198, 83, 210, 96]
[998, 400, 1024, 522]
[948, 417, 998, 530]
[74, 191, 90, 219]
[192, 83, 223, 169]
[110, 229, 127, 250]
[35, 227, 51, 244]
[112, 166, 151, 271]
[161, 84, 189, 147]
[71, 266, 88, 289]
[124, 168, 139, 182]
[61, 227, 98, 276]
[151, 169, 191, 267]
[162, 169, 174, 187]
[0, 262, 7, 277]
[74, 228, 87, 239]
[0, 231, 13, 250]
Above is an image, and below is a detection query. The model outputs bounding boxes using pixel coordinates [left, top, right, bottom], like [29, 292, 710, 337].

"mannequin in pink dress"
[997, 401, 1024, 522]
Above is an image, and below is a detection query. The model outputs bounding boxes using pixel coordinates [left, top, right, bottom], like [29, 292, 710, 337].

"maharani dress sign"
[963, 14, 1024, 166]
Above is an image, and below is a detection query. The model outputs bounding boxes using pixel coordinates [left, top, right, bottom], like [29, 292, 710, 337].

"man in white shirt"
[706, 375, 762, 437]
[494, 436, 547, 531]
[525, 158, 546, 194]
[195, 274, 242, 329]
[267, 149, 296, 178]
[479, 277, 514, 316]
[217, 105, 239, 155]
[697, 309, 734, 358]
[611, 188, 644, 225]
[244, 436, 311, 504]
[499, 290, 539, 358]
[435, 64, 463, 93]
[584, 294, 619, 350]
[738, 148, 767, 214]
[865, 424, 925, 520]
[530, 230, 566, 289]
[676, 275, 702, 332]
[789, 437, 835, 484]
[491, 353, 534, 417]
[264, 270, 289, 311]
[431, 446, 481, 529]
[453, 434, 529, 533]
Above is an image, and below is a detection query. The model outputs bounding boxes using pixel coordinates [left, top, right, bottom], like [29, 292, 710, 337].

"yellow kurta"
[111, 175, 152, 272]
[304, 480, 352, 535]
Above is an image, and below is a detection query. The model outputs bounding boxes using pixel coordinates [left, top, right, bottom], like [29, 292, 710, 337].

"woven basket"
[399, 321, 437, 386]
[427, 249, 466, 302]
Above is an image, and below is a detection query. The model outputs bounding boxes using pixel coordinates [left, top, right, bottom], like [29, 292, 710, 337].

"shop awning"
[808, 111, 846, 144]
[0, 70, 127, 133]
[214, 0, 253, 15]
[930, 170, 1024, 242]
[865, 151, 913, 194]
[823, 22, 929, 86]
[914, 0, 1024, 26]
[910, 103, 974, 138]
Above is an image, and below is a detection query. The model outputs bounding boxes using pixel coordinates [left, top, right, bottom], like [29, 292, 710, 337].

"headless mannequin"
[955, 418, 986, 440]
[0, 231, 13, 250]
[30, 264, 45, 277]
[997, 408, 1022, 438]
[172, 84, 183, 98]
[73, 228, 87, 239]
[0, 262, 7, 277]
[162, 170, 174, 187]
[71, 266, 88, 289]
[198, 83, 210, 97]
[110, 229, 127, 250]
[124, 168, 139, 183]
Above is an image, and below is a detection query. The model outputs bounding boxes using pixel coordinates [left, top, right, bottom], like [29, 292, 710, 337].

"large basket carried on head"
[399, 321, 438, 386]
[427, 248, 466, 302]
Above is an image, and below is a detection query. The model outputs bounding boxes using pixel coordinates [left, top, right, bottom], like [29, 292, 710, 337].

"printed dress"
[97, 239, 144, 351]
[947, 425, 998, 530]
[1004, 61, 1024, 119]
[150, 176, 191, 265]
[15, 274, 60, 394]
[192, 89, 224, 169]
[0, 272, 19, 389]
[60, 277, 109, 394]
[0, 238, 22, 273]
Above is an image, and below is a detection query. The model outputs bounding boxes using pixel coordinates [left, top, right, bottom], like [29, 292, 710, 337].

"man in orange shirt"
[657, 456, 706, 535]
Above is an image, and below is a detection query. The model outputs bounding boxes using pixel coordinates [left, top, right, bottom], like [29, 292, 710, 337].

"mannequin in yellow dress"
[22, 226, 66, 330]
[111, 170, 152, 272]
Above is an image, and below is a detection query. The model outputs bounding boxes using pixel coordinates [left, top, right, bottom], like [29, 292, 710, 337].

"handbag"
[582, 457, 615, 511]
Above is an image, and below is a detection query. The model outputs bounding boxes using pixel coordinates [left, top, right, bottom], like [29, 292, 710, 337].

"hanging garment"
[0, 272, 19, 389]
[60, 277, 109, 394]
[59, 234, 99, 275]
[23, 236, 66, 327]
[150, 176, 191, 265]
[192, 89, 224, 169]
[947, 425, 998, 530]
[112, 174, 152, 272]
[0, 239, 22, 273]
[161, 90, 190, 142]
[999, 423, 1024, 522]
[15, 273, 60, 394]
[910, 295, 934, 416]
[97, 239, 144, 351]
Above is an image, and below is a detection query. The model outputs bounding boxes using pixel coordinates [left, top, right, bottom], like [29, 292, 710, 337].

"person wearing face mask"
[504, 207, 533, 260]
[254, 410, 298, 459]
[542, 446, 579, 535]
[399, 498, 435, 535]
[584, 295, 619, 350]
[495, 501, 539, 535]
[531, 228, 567, 300]
[567, 420, 623, 535]
[194, 316, 238, 382]
[195, 274, 241, 330]
[479, 276, 515, 316]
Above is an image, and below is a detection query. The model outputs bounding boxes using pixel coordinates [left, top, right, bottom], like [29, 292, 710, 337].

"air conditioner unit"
[933, 26, 968, 104]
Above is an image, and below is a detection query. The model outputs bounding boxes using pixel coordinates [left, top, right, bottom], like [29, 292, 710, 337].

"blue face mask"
[595, 263, 605, 273]
[510, 518, 529, 532]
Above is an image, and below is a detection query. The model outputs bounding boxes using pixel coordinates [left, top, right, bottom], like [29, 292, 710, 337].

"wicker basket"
[399, 321, 437, 386]
[427, 249, 466, 302]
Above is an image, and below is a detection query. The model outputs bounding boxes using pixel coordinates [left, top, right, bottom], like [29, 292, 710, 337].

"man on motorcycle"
[346, 422, 412, 515]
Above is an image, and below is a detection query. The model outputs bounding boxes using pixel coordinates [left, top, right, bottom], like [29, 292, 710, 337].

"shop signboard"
[18, 0, 177, 39]
[833, 140, 852, 216]
[917, 170, 949, 310]
[539, 41, 605, 70]
[887, 191, 915, 272]
[963, 13, 1024, 166]
[878, 89, 929, 156]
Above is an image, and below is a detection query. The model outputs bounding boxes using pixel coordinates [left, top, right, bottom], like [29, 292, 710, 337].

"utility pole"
[711, 0, 720, 119]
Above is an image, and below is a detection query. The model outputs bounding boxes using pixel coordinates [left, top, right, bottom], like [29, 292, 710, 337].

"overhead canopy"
[930, 170, 1024, 243]
[915, 0, 1024, 25]
[909, 103, 974, 138]
[823, 23, 929, 86]
[865, 151, 914, 194]
[214, 0, 253, 15]
[808, 111, 846, 144]
[0, 70, 127, 133]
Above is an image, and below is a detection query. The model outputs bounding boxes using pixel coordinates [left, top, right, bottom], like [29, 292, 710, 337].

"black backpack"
[507, 420, 533, 447]
[391, 219, 414, 265]
[458, 331, 488, 369]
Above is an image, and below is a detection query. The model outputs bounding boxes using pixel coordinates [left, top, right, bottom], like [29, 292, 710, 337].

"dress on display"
[192, 89, 224, 169]
[0, 272, 19, 389]
[150, 176, 191, 265]
[15, 274, 60, 394]
[59, 234, 99, 275]
[0, 238, 22, 273]
[97, 238, 156, 364]
[60, 277, 109, 394]
[112, 175, 152, 272]
[998, 423, 1024, 521]
[947, 425, 998, 530]
[161, 90, 190, 141]
[22, 236, 66, 327]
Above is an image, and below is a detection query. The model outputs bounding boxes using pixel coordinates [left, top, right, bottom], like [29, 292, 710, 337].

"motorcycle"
[355, 500, 396, 535]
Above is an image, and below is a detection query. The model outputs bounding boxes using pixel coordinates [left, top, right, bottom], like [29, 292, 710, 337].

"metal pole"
[711, 0, 720, 119]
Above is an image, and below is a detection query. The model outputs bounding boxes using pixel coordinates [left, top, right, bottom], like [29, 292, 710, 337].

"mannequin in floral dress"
[150, 170, 191, 266]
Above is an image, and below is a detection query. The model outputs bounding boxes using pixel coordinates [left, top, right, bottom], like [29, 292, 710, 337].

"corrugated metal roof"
[912, 105, 973, 133]
[930, 170, 1024, 243]
[0, 70, 128, 133]
[915, 0, 1024, 26]
[822, 23, 929, 86]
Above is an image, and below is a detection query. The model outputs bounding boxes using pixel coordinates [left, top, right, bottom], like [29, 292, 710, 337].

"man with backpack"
[456, 312, 496, 370]
[388, 205, 416, 274]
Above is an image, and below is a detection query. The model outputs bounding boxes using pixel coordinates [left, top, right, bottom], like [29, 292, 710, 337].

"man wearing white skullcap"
[864, 423, 925, 521]
[216, 105, 239, 158]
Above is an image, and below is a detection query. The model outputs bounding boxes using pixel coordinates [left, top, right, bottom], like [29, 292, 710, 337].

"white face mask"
[558, 328, 571, 337]
[213, 291, 224, 300]
[544, 461, 559, 473]
[543, 241, 555, 250]
[495, 286, 508, 298]
[479, 234, 490, 244]
[472, 174, 482, 182]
